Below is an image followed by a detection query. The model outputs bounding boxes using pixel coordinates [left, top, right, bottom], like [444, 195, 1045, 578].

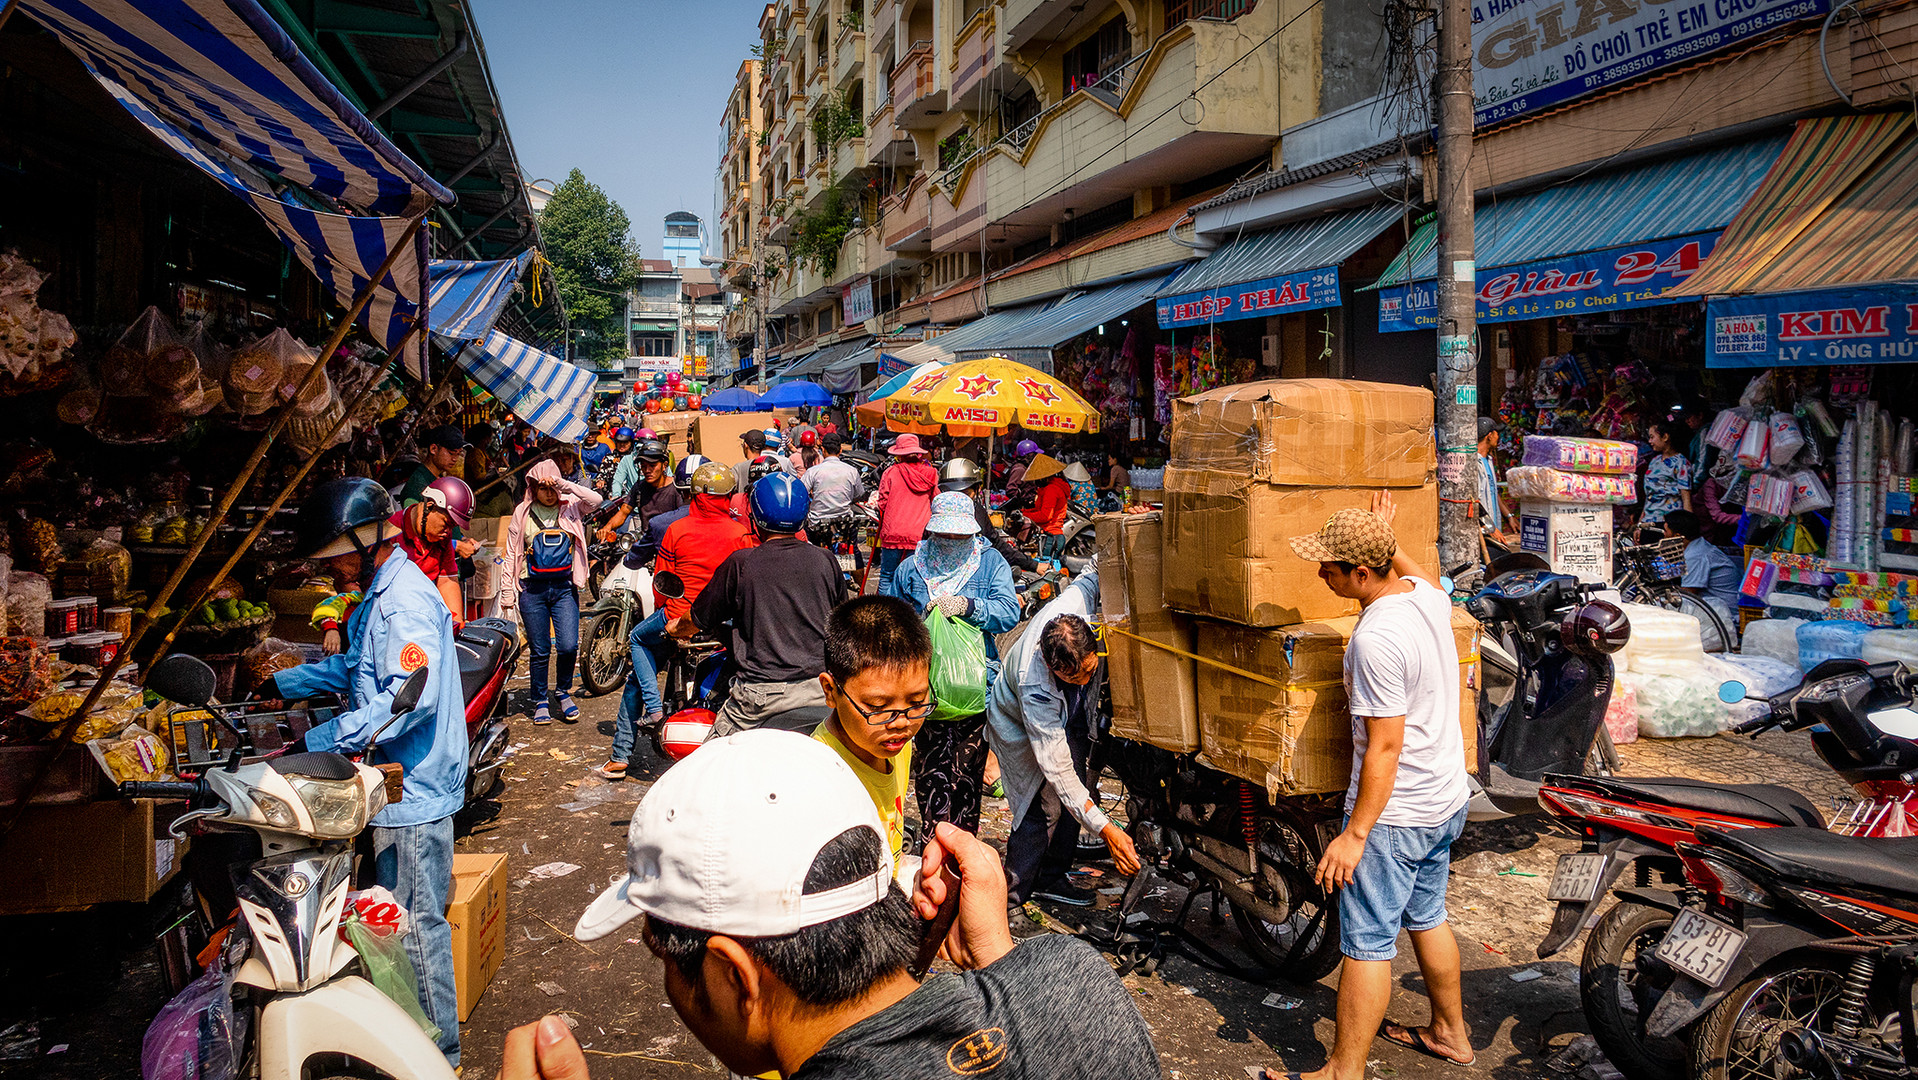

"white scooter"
[131, 654, 456, 1080]
[579, 532, 659, 696]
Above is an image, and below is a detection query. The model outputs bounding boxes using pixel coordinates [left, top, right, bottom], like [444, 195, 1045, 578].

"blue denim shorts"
[1337, 804, 1468, 961]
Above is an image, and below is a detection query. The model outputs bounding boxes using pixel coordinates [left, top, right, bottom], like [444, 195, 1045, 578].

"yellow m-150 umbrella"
[881, 356, 1099, 438]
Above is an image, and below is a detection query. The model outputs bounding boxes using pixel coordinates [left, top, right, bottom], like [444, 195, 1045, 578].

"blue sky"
[471, 0, 767, 260]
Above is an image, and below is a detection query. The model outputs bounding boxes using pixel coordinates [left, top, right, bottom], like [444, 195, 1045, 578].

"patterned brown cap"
[1289, 508, 1398, 567]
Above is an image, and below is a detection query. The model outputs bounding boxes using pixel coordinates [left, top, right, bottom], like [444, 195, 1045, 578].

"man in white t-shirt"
[1271, 494, 1473, 1080]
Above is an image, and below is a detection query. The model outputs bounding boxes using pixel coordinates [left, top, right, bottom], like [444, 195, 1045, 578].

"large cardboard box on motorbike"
[693, 411, 778, 466]
[1095, 512, 1200, 751]
[1170, 379, 1436, 487]
[447, 853, 507, 1022]
[1161, 477, 1440, 626]
[647, 411, 697, 455]
[1195, 609, 1481, 797]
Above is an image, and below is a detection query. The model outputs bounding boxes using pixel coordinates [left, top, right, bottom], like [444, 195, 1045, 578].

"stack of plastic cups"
[1833, 419, 1856, 565]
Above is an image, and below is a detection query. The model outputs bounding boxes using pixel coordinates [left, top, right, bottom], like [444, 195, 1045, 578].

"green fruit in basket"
[217, 599, 241, 622]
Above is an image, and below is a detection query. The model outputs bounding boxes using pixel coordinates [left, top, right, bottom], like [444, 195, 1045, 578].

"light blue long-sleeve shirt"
[884, 539, 1021, 660]
[608, 451, 639, 502]
[276, 553, 467, 827]
[985, 568, 1108, 833]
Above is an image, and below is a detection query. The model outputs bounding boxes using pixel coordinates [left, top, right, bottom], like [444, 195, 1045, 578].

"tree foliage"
[539, 168, 641, 364]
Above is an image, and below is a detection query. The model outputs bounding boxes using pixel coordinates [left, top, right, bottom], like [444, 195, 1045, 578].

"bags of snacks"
[91, 725, 170, 783]
[0, 254, 76, 392]
[5, 572, 51, 637]
[243, 638, 313, 692]
[224, 329, 298, 416]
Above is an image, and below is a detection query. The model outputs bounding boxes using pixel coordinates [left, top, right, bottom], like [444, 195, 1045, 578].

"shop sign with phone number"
[1376, 232, 1717, 333]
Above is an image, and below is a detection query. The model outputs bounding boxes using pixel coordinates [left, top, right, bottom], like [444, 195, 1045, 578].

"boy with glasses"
[813, 596, 934, 857]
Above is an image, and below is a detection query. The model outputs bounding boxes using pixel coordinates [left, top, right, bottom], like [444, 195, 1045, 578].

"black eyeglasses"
[840, 688, 937, 726]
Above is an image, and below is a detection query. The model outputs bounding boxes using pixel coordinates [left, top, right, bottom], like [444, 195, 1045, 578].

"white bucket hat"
[575, 731, 892, 941]
[924, 491, 981, 536]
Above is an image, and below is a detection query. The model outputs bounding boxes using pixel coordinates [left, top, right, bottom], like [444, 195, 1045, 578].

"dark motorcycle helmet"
[673, 453, 710, 491]
[296, 477, 398, 567]
[1562, 599, 1631, 656]
[632, 438, 669, 464]
[750, 473, 810, 533]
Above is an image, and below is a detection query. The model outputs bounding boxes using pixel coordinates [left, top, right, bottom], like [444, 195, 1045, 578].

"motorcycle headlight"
[250, 791, 299, 829]
[287, 776, 369, 838]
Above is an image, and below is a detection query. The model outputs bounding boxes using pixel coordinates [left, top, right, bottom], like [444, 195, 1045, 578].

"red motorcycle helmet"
[422, 476, 474, 529]
[659, 708, 716, 760]
[1562, 600, 1631, 657]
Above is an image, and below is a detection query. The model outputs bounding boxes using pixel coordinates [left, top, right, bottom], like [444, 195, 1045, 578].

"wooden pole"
[376, 352, 462, 475]
[0, 214, 427, 832]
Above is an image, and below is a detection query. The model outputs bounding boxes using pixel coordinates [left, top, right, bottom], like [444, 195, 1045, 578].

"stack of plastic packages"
[1507, 436, 1639, 504]
[1833, 418, 1857, 567]
[1616, 602, 1729, 738]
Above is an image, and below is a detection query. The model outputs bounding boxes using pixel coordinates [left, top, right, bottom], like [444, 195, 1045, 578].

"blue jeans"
[1338, 804, 1469, 961]
[518, 576, 579, 705]
[877, 548, 907, 596]
[613, 610, 670, 761]
[372, 815, 460, 1066]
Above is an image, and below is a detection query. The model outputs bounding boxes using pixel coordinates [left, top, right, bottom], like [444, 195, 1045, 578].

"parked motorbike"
[452, 615, 519, 807]
[1103, 559, 1625, 983]
[130, 654, 455, 1080]
[578, 534, 658, 696]
[1627, 661, 1918, 1080]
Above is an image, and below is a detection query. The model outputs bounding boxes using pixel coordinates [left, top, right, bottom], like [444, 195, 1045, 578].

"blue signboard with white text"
[1707, 282, 1918, 367]
[1157, 266, 1341, 328]
[1376, 232, 1720, 332]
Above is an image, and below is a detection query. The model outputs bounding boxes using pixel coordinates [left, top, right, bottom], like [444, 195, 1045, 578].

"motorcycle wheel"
[579, 612, 629, 696]
[1579, 900, 1686, 1080]
[1690, 958, 1849, 1080]
[1228, 816, 1343, 983]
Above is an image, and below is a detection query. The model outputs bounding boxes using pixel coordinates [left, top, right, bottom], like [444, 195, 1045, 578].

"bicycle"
[1612, 537, 1736, 653]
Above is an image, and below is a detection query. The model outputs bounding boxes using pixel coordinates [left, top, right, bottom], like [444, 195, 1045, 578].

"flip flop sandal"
[594, 761, 628, 781]
[531, 703, 552, 725]
[1379, 1022, 1475, 1067]
[555, 692, 581, 721]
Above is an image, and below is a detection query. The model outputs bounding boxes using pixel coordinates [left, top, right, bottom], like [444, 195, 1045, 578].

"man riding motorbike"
[598, 438, 679, 542]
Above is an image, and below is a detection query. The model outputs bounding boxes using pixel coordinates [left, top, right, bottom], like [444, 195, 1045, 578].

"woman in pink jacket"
[504, 459, 602, 724]
[874, 433, 940, 595]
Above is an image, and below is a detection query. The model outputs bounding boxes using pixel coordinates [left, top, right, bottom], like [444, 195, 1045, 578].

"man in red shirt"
[390, 476, 472, 625]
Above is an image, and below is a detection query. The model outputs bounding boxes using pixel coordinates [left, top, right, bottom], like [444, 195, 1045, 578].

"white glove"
[931, 594, 970, 619]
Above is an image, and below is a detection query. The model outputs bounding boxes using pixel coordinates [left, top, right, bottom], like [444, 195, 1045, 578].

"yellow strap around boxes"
[1097, 620, 1479, 694]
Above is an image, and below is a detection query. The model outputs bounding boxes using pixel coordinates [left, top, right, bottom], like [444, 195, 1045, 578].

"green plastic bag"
[342, 911, 442, 1042]
[927, 606, 989, 722]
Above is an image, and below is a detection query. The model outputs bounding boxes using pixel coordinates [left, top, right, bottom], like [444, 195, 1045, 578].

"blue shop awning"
[977, 275, 1169, 351]
[429, 253, 532, 343]
[1155, 203, 1401, 327]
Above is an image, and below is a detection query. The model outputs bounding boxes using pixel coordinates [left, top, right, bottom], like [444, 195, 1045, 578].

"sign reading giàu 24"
[1377, 232, 1716, 332]
[1472, 0, 1827, 127]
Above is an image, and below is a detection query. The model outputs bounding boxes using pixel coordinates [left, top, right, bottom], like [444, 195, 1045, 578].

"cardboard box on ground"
[447, 853, 507, 1022]
[1160, 379, 1439, 627]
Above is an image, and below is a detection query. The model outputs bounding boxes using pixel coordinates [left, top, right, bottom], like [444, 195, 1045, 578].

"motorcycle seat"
[758, 706, 832, 734]
[1696, 826, 1918, 898]
[1592, 776, 1825, 827]
[270, 751, 359, 780]
[455, 624, 512, 703]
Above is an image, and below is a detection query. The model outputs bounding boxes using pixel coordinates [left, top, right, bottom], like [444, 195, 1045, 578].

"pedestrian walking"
[872, 432, 937, 595]
[1269, 493, 1473, 1080]
[812, 594, 933, 855]
[885, 491, 1019, 832]
[505, 459, 602, 726]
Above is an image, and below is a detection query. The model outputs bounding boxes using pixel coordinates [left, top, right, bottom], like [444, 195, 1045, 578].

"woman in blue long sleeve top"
[884, 491, 1020, 832]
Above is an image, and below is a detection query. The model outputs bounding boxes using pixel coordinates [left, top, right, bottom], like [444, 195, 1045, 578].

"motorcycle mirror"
[391, 666, 430, 716]
[148, 654, 218, 707]
[653, 570, 686, 600]
[1717, 679, 1749, 704]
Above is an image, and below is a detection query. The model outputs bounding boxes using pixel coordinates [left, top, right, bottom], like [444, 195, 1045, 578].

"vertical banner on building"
[843, 276, 875, 326]
[1471, 0, 1827, 126]
[1706, 282, 1918, 367]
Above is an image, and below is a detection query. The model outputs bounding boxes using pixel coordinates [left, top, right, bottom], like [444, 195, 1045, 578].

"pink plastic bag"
[140, 965, 244, 1080]
[1603, 680, 1640, 745]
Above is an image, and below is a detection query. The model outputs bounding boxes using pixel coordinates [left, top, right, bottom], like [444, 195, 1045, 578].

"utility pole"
[1433, 0, 1479, 574]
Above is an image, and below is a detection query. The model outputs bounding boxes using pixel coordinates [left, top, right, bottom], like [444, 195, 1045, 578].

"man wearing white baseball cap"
[500, 730, 1159, 1079]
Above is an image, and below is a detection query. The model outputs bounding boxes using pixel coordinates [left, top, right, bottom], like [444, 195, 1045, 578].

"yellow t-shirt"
[813, 721, 912, 856]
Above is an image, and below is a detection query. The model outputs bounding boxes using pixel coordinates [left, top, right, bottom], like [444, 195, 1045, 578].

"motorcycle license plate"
[1546, 853, 1608, 902]
[1654, 909, 1747, 988]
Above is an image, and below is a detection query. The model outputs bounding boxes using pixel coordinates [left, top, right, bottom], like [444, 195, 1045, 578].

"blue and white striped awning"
[15, 0, 451, 214]
[13, 0, 451, 354]
[455, 331, 596, 442]
[429, 254, 532, 343]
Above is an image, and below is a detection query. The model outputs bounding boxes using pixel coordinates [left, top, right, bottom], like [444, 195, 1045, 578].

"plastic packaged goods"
[1862, 628, 1918, 669]
[1706, 407, 1753, 452]
[1624, 669, 1727, 738]
[1618, 601, 1707, 675]
[1789, 469, 1835, 513]
[5, 571, 50, 642]
[1768, 412, 1806, 466]
[1746, 473, 1794, 517]
[1736, 418, 1772, 470]
[1504, 466, 1638, 504]
[1603, 679, 1640, 745]
[1742, 618, 1807, 669]
[1798, 619, 1872, 673]
[1804, 398, 1841, 440]
[1715, 654, 1804, 699]
[1895, 418, 1914, 475]
[140, 965, 243, 1080]
[1519, 435, 1639, 473]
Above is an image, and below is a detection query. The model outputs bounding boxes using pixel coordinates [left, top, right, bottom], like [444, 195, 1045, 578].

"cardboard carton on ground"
[1170, 379, 1435, 487]
[447, 853, 507, 1022]
[1095, 511, 1199, 751]
[1161, 477, 1439, 626]
[1196, 608, 1481, 797]
[693, 410, 778, 466]
[0, 799, 182, 914]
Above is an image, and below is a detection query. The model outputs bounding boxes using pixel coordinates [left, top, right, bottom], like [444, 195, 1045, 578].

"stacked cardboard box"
[1095, 512, 1199, 751]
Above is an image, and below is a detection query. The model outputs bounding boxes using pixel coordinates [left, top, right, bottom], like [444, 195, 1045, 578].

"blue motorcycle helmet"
[750, 473, 810, 534]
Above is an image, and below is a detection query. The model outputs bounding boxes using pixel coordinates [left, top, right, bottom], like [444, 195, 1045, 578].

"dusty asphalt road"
[0, 678, 1850, 1080]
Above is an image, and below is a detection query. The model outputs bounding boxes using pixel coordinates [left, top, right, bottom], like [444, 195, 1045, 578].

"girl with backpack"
[505, 458, 603, 724]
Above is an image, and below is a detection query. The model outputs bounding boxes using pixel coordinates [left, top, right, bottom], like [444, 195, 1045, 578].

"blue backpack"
[525, 504, 575, 576]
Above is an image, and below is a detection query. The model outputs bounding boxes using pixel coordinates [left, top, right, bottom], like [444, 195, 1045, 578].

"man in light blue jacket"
[986, 566, 1140, 910]
[267, 478, 467, 1067]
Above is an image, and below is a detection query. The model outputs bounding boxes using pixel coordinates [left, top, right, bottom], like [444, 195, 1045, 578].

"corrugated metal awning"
[976, 276, 1167, 350]
[887, 302, 1053, 366]
[1158, 203, 1401, 297]
[1669, 114, 1918, 298]
[1374, 136, 1788, 288]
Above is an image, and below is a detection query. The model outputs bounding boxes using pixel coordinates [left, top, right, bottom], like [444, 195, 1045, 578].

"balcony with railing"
[831, 136, 867, 178]
[833, 28, 865, 89]
[882, 173, 932, 253]
[948, 9, 995, 111]
[866, 100, 896, 161]
[929, 154, 986, 254]
[1165, 0, 1254, 29]
[890, 40, 942, 128]
[1001, 0, 1077, 52]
